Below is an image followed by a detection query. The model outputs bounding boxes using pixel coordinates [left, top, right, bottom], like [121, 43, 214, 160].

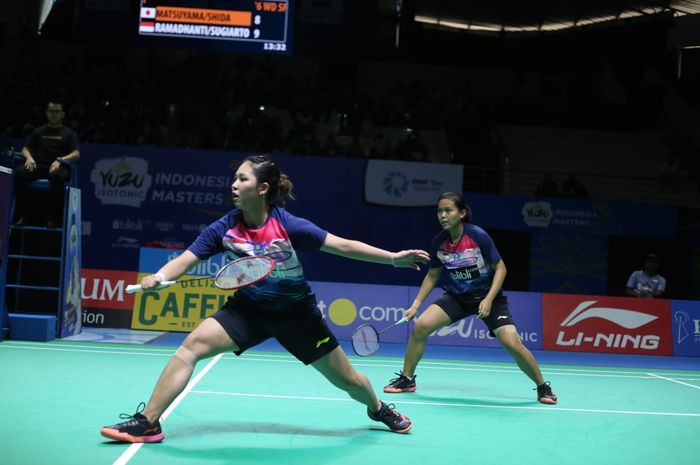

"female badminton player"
[383, 192, 557, 405]
[100, 155, 429, 442]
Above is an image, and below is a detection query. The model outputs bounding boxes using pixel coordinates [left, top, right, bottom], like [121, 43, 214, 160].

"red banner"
[81, 269, 137, 310]
[542, 294, 672, 355]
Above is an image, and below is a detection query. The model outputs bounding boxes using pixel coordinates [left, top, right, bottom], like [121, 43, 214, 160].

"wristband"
[154, 272, 166, 282]
[390, 253, 397, 268]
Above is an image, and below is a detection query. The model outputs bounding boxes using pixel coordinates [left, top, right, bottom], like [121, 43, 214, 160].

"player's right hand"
[25, 158, 36, 171]
[141, 274, 163, 290]
[404, 306, 418, 321]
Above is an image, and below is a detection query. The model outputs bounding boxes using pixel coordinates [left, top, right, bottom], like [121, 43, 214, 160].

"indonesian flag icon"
[140, 7, 156, 19]
[139, 21, 155, 33]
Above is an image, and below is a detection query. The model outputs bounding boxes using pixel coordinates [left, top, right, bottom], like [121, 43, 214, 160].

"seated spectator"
[561, 173, 589, 198]
[534, 172, 560, 197]
[658, 154, 681, 193]
[625, 253, 666, 298]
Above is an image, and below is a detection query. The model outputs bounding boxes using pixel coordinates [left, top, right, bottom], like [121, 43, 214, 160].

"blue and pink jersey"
[188, 206, 327, 309]
[428, 223, 502, 300]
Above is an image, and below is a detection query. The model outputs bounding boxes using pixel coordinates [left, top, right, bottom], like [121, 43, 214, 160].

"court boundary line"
[190, 389, 700, 418]
[2, 342, 699, 380]
[5, 340, 699, 375]
[112, 353, 224, 465]
[647, 372, 700, 390]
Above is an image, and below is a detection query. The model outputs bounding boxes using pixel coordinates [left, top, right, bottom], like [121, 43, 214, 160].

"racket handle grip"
[398, 316, 409, 324]
[125, 281, 177, 293]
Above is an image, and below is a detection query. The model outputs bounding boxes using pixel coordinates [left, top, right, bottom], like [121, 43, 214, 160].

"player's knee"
[412, 319, 433, 339]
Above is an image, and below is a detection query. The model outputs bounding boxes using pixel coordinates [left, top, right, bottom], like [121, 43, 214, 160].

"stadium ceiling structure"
[414, 0, 700, 34]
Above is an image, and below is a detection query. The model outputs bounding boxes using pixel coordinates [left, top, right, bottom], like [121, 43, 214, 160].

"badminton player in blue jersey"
[383, 192, 557, 404]
[100, 155, 429, 442]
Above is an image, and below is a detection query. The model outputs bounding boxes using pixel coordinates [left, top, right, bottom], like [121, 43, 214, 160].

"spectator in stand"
[534, 172, 559, 197]
[625, 253, 666, 298]
[561, 173, 589, 198]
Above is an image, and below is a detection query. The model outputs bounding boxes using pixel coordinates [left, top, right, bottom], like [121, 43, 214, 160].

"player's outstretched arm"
[141, 250, 201, 290]
[320, 233, 429, 270]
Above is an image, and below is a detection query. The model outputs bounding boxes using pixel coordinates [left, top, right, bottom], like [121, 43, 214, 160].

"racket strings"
[215, 256, 273, 289]
[351, 325, 380, 357]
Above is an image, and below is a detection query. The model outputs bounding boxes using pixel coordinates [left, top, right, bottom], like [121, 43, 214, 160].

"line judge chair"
[5, 150, 78, 229]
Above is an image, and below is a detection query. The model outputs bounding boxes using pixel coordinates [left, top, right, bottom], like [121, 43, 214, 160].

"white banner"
[364, 160, 463, 206]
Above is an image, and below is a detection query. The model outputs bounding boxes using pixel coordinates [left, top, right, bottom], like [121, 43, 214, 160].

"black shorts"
[210, 293, 338, 365]
[433, 292, 514, 337]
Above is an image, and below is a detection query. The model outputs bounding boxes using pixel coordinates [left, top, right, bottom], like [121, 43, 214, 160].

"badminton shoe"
[368, 402, 413, 434]
[383, 373, 416, 393]
[535, 381, 557, 404]
[100, 402, 164, 443]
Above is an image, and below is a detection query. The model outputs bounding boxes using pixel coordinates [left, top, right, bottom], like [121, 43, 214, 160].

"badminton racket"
[126, 254, 280, 293]
[351, 316, 409, 357]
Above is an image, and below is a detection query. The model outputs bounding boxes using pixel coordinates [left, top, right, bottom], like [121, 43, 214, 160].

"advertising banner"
[424, 290, 543, 349]
[0, 166, 11, 340]
[365, 159, 463, 206]
[671, 300, 700, 357]
[311, 281, 411, 342]
[59, 188, 83, 338]
[81, 268, 139, 328]
[542, 294, 673, 355]
[131, 247, 231, 332]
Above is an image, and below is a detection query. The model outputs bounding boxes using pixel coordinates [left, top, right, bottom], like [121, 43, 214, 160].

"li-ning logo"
[383, 171, 409, 197]
[556, 300, 660, 350]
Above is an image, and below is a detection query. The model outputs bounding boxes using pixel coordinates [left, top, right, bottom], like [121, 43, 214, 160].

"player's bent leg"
[311, 347, 412, 433]
[494, 325, 557, 405]
[385, 304, 451, 394]
[100, 318, 239, 443]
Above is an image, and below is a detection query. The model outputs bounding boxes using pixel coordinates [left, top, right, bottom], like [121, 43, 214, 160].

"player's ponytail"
[438, 192, 472, 222]
[244, 154, 296, 205]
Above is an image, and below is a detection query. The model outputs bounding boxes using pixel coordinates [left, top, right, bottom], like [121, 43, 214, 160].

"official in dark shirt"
[14, 100, 80, 227]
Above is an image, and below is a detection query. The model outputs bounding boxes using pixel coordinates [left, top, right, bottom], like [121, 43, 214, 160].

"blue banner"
[671, 300, 700, 357]
[529, 231, 608, 295]
[59, 188, 83, 338]
[465, 193, 677, 238]
[78, 144, 678, 291]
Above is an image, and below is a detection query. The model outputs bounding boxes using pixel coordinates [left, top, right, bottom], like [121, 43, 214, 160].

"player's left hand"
[391, 249, 430, 270]
[49, 160, 61, 173]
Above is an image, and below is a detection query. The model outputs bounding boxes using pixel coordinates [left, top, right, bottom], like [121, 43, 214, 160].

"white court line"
[647, 372, 700, 390]
[3, 342, 700, 380]
[112, 353, 223, 465]
[190, 389, 700, 418]
[0, 345, 174, 357]
[8, 340, 700, 378]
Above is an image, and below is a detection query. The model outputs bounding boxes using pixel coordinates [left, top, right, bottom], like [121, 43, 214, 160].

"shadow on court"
[167, 421, 372, 438]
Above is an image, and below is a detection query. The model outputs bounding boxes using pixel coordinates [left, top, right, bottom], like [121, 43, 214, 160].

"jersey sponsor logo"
[316, 336, 330, 348]
[542, 295, 672, 355]
[449, 264, 480, 281]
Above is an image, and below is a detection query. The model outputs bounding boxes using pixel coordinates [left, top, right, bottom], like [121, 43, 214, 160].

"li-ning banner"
[365, 159, 463, 206]
[542, 294, 673, 355]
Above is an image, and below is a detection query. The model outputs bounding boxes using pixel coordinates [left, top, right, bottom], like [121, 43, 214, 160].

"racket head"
[351, 324, 380, 357]
[214, 255, 275, 290]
